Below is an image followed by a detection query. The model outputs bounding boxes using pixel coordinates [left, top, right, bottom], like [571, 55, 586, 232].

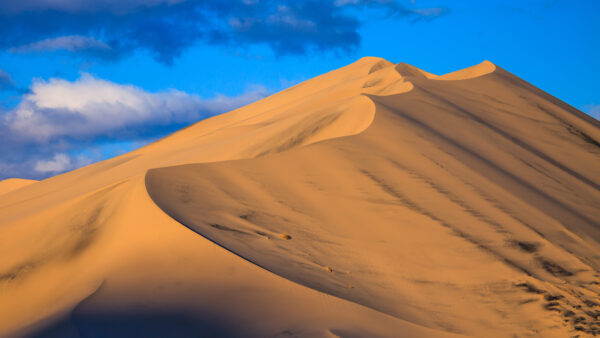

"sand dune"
[1, 57, 599, 337]
[0, 179, 37, 196]
[437, 60, 496, 80]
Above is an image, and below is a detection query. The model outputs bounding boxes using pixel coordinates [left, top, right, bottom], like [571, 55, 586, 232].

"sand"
[0, 179, 37, 196]
[0, 57, 599, 337]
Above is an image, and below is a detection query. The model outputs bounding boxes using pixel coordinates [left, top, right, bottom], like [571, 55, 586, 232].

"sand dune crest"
[437, 60, 497, 80]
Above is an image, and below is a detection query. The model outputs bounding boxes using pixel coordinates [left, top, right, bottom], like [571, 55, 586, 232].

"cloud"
[0, 74, 269, 179]
[6, 73, 268, 142]
[33, 153, 93, 174]
[409, 7, 449, 21]
[0, 68, 19, 92]
[0, 0, 449, 64]
[34, 153, 74, 173]
[583, 104, 600, 120]
[11, 35, 111, 53]
[0, 0, 185, 14]
[348, 0, 449, 22]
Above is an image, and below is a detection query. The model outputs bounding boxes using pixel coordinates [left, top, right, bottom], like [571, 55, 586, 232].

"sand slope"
[0, 179, 37, 196]
[1, 57, 599, 337]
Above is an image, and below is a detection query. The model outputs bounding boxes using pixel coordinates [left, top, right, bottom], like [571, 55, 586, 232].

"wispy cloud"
[347, 0, 450, 22]
[0, 68, 20, 92]
[583, 104, 600, 120]
[0, 0, 186, 14]
[0, 74, 269, 179]
[33, 153, 93, 174]
[11, 35, 111, 53]
[0, 0, 449, 64]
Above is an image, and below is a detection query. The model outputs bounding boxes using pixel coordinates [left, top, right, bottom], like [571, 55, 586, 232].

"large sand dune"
[0, 57, 599, 337]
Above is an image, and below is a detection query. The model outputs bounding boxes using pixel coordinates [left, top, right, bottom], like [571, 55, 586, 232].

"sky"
[0, 0, 598, 180]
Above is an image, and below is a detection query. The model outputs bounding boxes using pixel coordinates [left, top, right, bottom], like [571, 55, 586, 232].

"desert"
[1, 57, 599, 337]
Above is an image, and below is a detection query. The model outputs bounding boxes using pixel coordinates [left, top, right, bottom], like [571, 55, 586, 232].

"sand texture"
[1, 57, 599, 337]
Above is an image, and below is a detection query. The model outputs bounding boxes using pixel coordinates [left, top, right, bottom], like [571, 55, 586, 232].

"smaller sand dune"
[437, 60, 497, 80]
[0, 179, 37, 196]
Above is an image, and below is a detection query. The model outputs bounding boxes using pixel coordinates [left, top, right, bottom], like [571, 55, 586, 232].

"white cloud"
[5, 73, 268, 142]
[34, 153, 72, 173]
[34, 153, 93, 173]
[10, 35, 111, 53]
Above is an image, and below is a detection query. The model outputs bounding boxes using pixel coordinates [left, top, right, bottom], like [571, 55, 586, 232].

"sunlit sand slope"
[147, 63, 600, 337]
[1, 57, 451, 338]
[0, 179, 37, 196]
[1, 57, 599, 337]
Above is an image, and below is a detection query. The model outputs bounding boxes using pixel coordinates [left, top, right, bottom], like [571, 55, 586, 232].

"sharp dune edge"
[0, 57, 599, 337]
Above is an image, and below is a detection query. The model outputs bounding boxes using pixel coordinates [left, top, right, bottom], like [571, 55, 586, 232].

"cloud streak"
[11, 35, 111, 53]
[0, 0, 449, 64]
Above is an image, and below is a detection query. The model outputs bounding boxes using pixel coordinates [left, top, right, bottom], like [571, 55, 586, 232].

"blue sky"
[0, 0, 598, 180]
